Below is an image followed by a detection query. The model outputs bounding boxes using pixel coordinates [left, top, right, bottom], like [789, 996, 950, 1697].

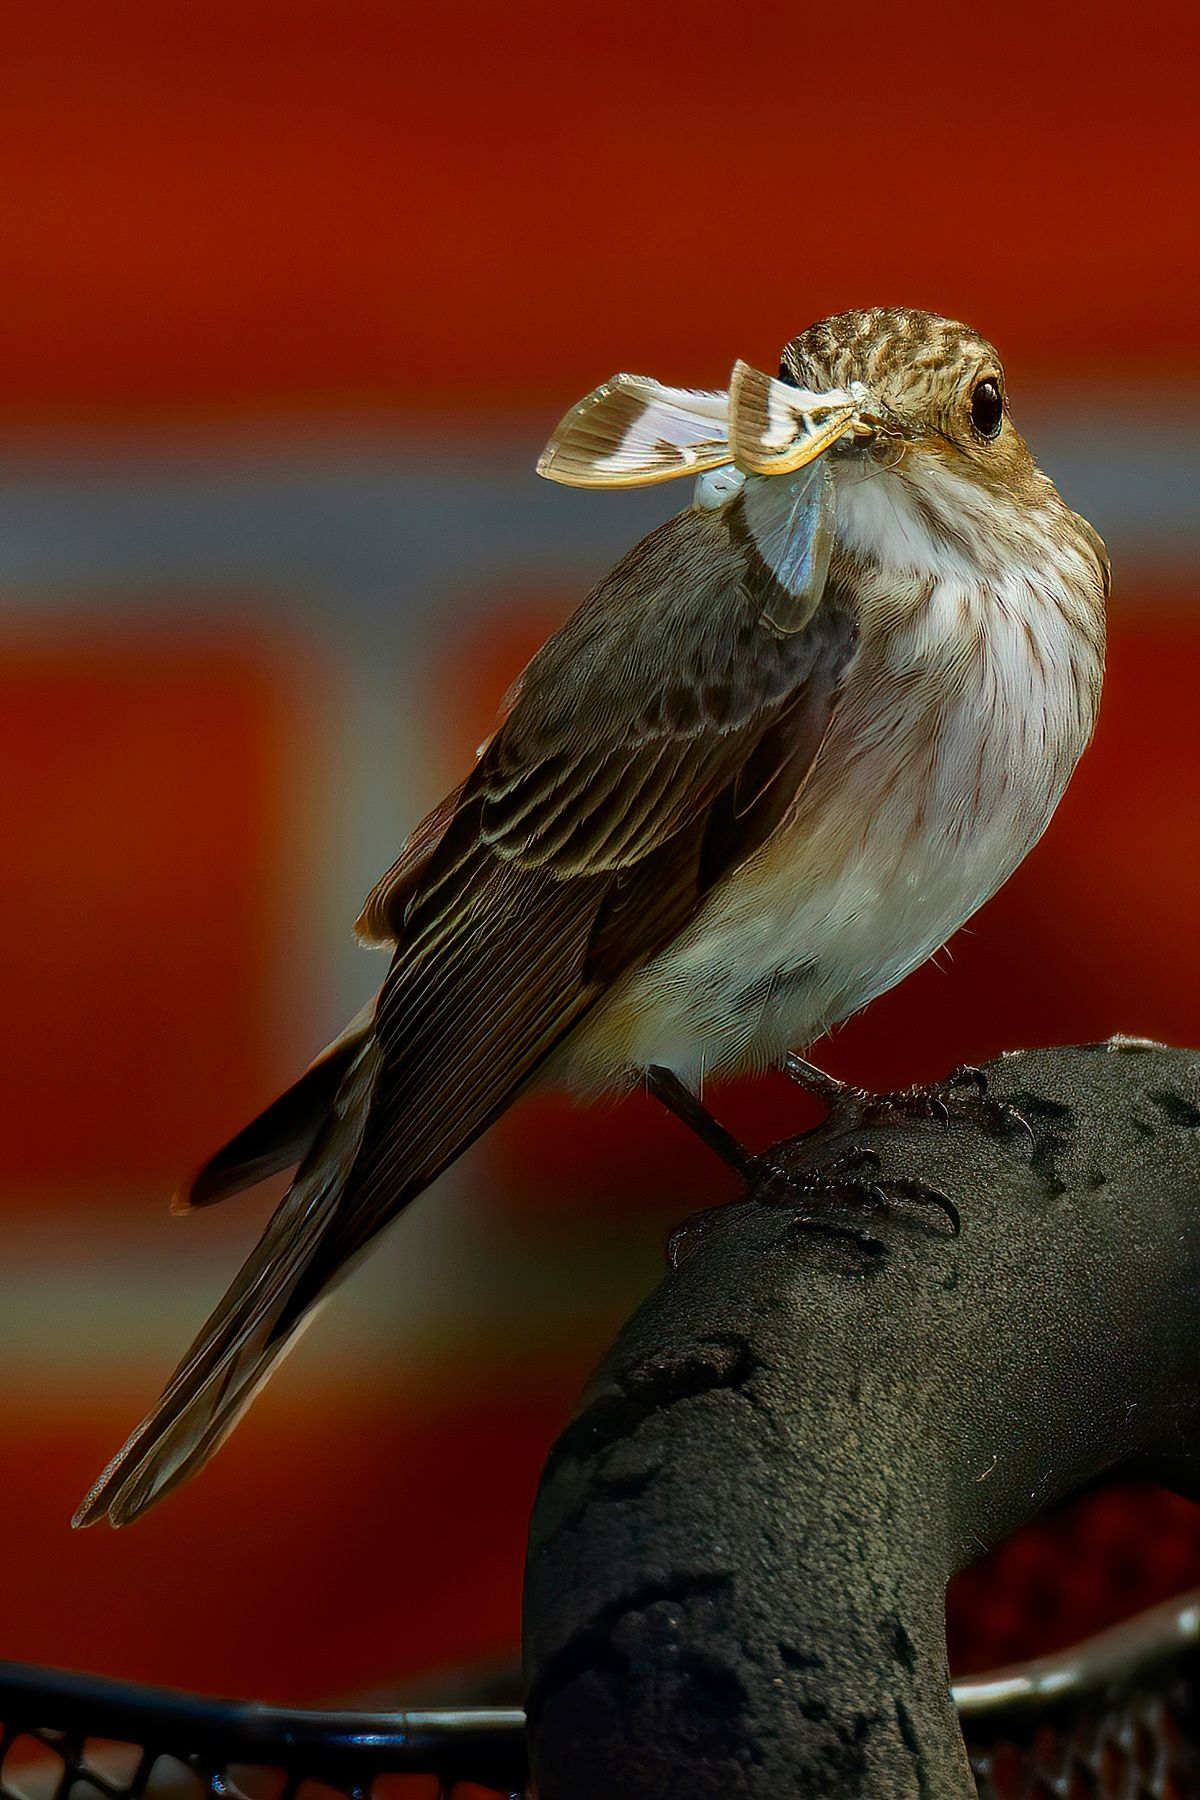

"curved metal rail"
[3, 1588, 1200, 1800]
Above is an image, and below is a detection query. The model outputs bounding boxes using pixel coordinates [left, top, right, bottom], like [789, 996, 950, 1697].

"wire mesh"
[968, 1686, 1200, 1799]
[3, 1600, 1200, 1800]
[957, 1591, 1200, 1798]
[0, 1663, 525, 1800]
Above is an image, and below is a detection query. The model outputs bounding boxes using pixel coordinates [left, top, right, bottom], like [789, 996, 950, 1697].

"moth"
[536, 359, 874, 491]
[536, 359, 873, 624]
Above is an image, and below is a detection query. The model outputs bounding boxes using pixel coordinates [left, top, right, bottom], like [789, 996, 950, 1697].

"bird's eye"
[777, 360, 798, 387]
[969, 377, 1004, 439]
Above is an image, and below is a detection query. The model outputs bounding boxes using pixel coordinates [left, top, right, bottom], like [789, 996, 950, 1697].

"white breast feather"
[556, 461, 1103, 1093]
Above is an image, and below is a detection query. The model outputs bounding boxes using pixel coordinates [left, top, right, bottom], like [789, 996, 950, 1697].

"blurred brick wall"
[0, 0, 1198, 1704]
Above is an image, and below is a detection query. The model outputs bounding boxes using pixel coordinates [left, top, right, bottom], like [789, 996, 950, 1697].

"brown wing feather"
[177, 1001, 377, 1209]
[75, 494, 857, 1527]
[355, 778, 468, 946]
[302, 502, 857, 1271]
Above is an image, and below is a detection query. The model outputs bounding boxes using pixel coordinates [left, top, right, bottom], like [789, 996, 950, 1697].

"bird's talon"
[666, 1204, 725, 1269]
[948, 1062, 990, 1094]
[745, 1146, 959, 1251]
[883, 1175, 960, 1235]
[992, 1101, 1036, 1150]
[782, 1215, 887, 1257]
[787, 1052, 1031, 1156]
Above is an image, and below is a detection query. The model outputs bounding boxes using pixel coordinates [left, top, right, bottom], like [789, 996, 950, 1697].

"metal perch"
[523, 1039, 1200, 1798]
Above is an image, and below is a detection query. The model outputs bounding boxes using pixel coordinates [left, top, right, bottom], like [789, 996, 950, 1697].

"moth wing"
[740, 460, 837, 636]
[537, 374, 732, 488]
[729, 360, 858, 476]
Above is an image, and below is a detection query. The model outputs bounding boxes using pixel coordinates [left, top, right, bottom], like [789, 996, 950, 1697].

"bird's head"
[777, 306, 1038, 505]
[535, 308, 1107, 600]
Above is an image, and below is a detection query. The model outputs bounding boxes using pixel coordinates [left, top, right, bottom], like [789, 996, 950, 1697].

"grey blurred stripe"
[0, 414, 1193, 1028]
[0, 417, 1194, 1371]
[0, 413, 1195, 621]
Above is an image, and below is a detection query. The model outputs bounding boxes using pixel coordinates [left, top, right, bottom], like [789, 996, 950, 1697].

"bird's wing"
[355, 779, 467, 947]
[73, 485, 857, 1528]
[328, 487, 858, 1261]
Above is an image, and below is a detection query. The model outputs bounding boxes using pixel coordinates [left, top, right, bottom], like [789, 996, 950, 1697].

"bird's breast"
[560, 551, 1103, 1093]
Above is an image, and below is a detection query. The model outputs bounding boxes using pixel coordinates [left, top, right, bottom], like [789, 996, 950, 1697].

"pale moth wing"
[729, 360, 863, 475]
[537, 374, 733, 488]
[739, 458, 837, 635]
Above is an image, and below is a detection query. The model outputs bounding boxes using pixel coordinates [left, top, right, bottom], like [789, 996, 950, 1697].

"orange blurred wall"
[0, 0, 1198, 1707]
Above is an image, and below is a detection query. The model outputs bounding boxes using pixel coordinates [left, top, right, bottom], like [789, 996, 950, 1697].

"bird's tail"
[72, 1016, 384, 1529]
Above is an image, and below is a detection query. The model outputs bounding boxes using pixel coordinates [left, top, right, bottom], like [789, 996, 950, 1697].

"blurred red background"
[1, 0, 1199, 1708]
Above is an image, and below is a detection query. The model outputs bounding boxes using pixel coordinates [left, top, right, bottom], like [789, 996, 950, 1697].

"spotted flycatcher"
[76, 308, 1108, 1526]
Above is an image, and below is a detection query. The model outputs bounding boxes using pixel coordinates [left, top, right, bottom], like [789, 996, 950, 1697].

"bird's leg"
[647, 1066, 775, 1267]
[648, 1065, 959, 1270]
[784, 1053, 1034, 1146]
[644, 1065, 758, 1181]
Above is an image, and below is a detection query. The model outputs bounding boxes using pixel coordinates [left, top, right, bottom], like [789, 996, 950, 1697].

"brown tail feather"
[72, 1033, 384, 1528]
[76, 846, 609, 1529]
[73, 949, 584, 1528]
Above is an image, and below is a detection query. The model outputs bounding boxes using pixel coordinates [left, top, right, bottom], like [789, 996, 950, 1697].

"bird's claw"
[667, 1145, 959, 1269]
[785, 1054, 1034, 1149]
[754, 1145, 960, 1243]
[939, 1063, 1036, 1147]
[667, 1196, 760, 1269]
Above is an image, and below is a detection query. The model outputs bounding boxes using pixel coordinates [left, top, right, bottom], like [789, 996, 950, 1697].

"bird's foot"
[667, 1146, 958, 1269]
[756, 1145, 960, 1247]
[785, 1054, 1034, 1148]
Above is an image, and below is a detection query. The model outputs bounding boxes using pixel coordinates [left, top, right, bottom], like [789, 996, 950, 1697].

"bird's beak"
[729, 361, 882, 477]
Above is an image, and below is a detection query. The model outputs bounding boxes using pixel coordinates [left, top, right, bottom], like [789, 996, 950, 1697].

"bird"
[73, 307, 1109, 1528]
